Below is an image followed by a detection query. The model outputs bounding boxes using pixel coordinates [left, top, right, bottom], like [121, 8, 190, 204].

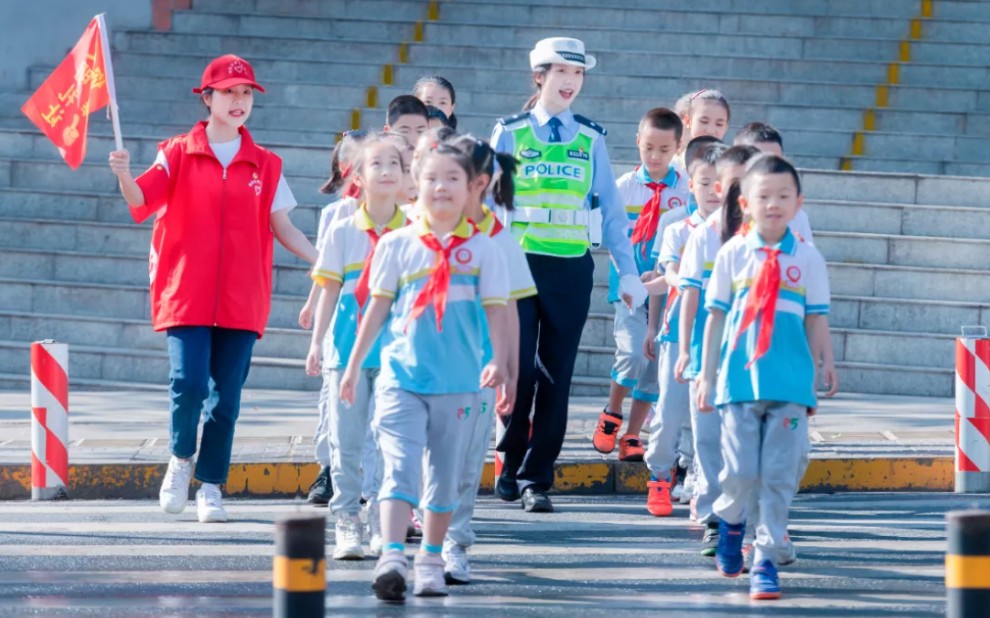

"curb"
[0, 457, 953, 500]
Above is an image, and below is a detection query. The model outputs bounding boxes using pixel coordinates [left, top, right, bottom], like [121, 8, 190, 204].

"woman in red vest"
[108, 55, 317, 523]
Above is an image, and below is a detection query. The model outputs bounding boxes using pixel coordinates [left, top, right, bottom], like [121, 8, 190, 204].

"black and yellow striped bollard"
[946, 510, 990, 618]
[273, 513, 326, 617]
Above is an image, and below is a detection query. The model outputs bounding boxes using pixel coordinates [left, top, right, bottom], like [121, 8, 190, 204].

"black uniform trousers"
[496, 250, 594, 490]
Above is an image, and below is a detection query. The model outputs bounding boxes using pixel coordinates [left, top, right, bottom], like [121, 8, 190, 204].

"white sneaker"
[159, 456, 193, 514]
[413, 552, 448, 597]
[670, 482, 684, 502]
[779, 533, 798, 566]
[365, 501, 382, 556]
[680, 469, 696, 505]
[373, 551, 408, 602]
[196, 483, 227, 523]
[442, 543, 470, 585]
[333, 513, 364, 560]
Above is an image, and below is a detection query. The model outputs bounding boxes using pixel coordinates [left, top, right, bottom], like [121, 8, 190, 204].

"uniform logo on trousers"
[783, 417, 799, 430]
[457, 406, 471, 420]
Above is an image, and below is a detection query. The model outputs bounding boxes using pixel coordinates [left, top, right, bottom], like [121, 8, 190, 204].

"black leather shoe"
[521, 487, 553, 513]
[307, 465, 332, 505]
[495, 470, 521, 502]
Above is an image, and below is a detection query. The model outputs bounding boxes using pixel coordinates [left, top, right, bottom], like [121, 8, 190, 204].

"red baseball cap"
[192, 54, 266, 94]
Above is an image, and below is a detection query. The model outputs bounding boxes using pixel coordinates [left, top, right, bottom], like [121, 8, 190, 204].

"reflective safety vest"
[504, 114, 600, 257]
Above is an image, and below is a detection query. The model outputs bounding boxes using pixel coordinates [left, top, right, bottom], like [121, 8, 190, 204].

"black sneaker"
[495, 469, 521, 502]
[700, 521, 719, 557]
[521, 486, 553, 513]
[307, 465, 332, 505]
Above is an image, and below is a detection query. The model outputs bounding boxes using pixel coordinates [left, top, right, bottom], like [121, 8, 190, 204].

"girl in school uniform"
[306, 134, 409, 560]
[340, 141, 510, 602]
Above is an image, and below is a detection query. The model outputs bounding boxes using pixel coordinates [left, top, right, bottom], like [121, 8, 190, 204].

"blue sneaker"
[714, 519, 745, 577]
[749, 559, 782, 600]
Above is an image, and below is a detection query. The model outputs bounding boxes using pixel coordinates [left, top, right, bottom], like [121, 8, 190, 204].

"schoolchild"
[300, 130, 367, 505]
[340, 142, 510, 601]
[675, 145, 760, 553]
[384, 95, 430, 141]
[305, 134, 409, 559]
[697, 154, 837, 600]
[413, 75, 459, 130]
[442, 134, 536, 585]
[642, 143, 723, 516]
[592, 108, 688, 462]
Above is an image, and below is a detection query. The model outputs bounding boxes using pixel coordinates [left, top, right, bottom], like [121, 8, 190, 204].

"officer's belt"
[512, 207, 590, 226]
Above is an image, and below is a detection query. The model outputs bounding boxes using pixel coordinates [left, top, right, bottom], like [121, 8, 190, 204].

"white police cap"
[529, 37, 597, 71]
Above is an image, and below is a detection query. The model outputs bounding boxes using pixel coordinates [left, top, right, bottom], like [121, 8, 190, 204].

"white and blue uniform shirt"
[606, 165, 689, 303]
[491, 102, 639, 279]
[678, 216, 721, 379]
[476, 206, 537, 363]
[315, 196, 359, 252]
[705, 228, 830, 408]
[370, 217, 509, 395]
[311, 205, 407, 370]
[656, 209, 706, 344]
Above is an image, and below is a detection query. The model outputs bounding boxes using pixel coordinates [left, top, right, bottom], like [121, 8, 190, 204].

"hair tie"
[691, 89, 710, 100]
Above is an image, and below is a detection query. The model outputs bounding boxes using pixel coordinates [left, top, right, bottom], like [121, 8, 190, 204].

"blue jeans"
[166, 326, 257, 484]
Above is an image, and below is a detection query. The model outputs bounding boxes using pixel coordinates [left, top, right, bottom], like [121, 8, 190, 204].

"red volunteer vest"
[132, 122, 282, 337]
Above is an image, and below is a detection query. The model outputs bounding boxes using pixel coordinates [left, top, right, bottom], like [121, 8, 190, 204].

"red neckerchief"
[407, 223, 477, 332]
[630, 181, 666, 257]
[732, 247, 782, 368]
[353, 207, 406, 313]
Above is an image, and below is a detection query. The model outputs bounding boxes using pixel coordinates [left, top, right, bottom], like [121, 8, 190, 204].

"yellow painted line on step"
[413, 21, 425, 42]
[350, 109, 361, 131]
[428, 1, 440, 20]
[0, 458, 954, 499]
[863, 109, 876, 132]
[366, 86, 378, 108]
[899, 40, 911, 62]
[842, 4, 929, 171]
[399, 42, 409, 64]
[852, 132, 865, 156]
[382, 63, 394, 86]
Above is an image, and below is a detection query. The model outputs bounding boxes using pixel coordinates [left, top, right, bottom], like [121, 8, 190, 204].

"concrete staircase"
[1, 0, 989, 397]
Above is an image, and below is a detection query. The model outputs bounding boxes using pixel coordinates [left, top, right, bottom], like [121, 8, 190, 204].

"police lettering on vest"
[522, 161, 586, 180]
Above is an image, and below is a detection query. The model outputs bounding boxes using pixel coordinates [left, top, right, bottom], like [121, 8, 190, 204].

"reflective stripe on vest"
[510, 122, 596, 257]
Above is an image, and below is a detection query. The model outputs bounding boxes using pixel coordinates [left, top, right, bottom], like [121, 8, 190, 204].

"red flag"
[21, 17, 112, 169]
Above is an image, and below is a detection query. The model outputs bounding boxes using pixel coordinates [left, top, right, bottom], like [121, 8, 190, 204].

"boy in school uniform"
[592, 108, 689, 461]
[697, 154, 837, 600]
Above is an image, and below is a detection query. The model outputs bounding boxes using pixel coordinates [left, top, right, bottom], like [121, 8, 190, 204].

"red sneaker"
[618, 435, 645, 462]
[592, 409, 623, 454]
[646, 479, 673, 517]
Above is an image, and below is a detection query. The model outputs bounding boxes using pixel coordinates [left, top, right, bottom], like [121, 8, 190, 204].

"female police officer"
[491, 37, 647, 512]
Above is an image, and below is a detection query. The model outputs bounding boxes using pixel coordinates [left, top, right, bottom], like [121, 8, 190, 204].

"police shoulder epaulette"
[497, 111, 531, 127]
[574, 114, 607, 136]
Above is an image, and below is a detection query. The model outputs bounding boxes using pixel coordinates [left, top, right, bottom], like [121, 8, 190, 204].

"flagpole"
[95, 13, 123, 151]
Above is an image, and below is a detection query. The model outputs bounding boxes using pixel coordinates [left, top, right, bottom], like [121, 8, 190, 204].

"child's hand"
[480, 362, 505, 389]
[820, 361, 839, 398]
[108, 149, 132, 179]
[695, 378, 715, 412]
[643, 329, 657, 362]
[496, 380, 516, 417]
[298, 302, 313, 330]
[640, 271, 656, 283]
[674, 351, 691, 383]
[340, 367, 358, 406]
[305, 345, 321, 377]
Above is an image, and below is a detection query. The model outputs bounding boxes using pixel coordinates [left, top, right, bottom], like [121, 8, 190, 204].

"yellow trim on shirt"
[481, 296, 507, 307]
[371, 288, 396, 299]
[310, 269, 343, 286]
[353, 202, 406, 232]
[413, 215, 474, 238]
[510, 286, 538, 300]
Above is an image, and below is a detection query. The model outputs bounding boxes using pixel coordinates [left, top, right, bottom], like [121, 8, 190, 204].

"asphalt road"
[1, 492, 983, 616]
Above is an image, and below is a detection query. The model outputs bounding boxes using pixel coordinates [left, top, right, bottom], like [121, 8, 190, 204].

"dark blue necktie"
[548, 117, 562, 143]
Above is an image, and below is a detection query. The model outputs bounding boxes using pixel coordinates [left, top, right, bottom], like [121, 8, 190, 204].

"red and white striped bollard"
[954, 333, 990, 493]
[30, 340, 70, 500]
